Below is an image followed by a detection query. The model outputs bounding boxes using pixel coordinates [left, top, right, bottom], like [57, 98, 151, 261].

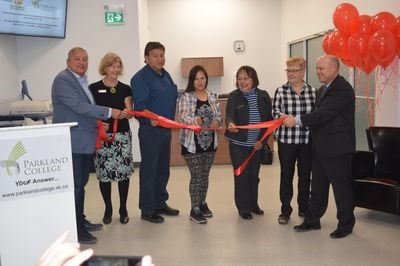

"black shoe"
[190, 208, 207, 224]
[83, 219, 103, 231]
[294, 222, 321, 232]
[239, 212, 253, 220]
[155, 204, 180, 216]
[251, 208, 264, 215]
[120, 215, 129, 224]
[199, 203, 213, 218]
[278, 214, 290, 225]
[330, 229, 352, 239]
[103, 215, 112, 225]
[78, 230, 97, 244]
[141, 213, 164, 223]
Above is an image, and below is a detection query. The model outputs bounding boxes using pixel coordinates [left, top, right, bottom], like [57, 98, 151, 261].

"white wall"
[146, 0, 283, 95]
[14, 0, 141, 101]
[1, 0, 399, 159]
[0, 35, 18, 102]
[0, 0, 143, 161]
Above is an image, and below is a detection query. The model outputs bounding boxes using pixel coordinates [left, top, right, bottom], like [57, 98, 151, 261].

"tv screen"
[0, 0, 67, 39]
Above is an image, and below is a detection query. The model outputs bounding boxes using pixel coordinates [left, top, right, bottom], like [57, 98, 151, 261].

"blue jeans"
[72, 153, 91, 232]
[138, 125, 171, 214]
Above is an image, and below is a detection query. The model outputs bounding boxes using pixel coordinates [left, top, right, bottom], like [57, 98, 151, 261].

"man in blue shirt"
[131, 42, 179, 223]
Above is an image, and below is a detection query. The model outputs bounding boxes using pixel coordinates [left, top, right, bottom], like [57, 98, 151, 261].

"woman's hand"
[254, 141, 263, 151]
[195, 116, 204, 126]
[227, 122, 238, 132]
[210, 119, 220, 130]
[119, 108, 133, 119]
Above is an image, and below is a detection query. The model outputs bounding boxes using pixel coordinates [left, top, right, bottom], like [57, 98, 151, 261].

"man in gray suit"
[52, 47, 121, 244]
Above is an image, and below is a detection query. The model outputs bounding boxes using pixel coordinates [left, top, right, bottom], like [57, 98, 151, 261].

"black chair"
[351, 127, 400, 215]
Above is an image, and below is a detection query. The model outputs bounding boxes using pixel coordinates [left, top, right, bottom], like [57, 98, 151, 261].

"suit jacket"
[224, 88, 273, 144]
[51, 68, 110, 154]
[300, 75, 355, 158]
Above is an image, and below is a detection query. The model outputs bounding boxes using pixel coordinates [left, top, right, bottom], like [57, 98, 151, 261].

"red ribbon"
[232, 118, 284, 176]
[96, 110, 283, 175]
[96, 119, 118, 149]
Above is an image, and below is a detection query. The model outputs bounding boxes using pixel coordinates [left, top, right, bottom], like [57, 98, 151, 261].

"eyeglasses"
[285, 69, 302, 73]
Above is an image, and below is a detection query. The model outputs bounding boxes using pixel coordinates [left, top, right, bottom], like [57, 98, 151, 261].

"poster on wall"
[0, 134, 73, 202]
[0, 0, 68, 38]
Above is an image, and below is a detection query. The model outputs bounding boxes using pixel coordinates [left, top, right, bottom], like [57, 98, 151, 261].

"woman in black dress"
[90, 52, 134, 224]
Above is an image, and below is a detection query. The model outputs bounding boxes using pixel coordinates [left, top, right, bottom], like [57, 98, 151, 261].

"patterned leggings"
[183, 151, 215, 209]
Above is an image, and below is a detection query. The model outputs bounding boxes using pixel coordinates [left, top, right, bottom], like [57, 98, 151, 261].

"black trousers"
[305, 151, 355, 232]
[72, 153, 91, 233]
[277, 141, 312, 216]
[138, 125, 171, 214]
[229, 142, 262, 213]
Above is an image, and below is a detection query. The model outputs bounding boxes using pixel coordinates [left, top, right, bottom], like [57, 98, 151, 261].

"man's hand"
[111, 108, 121, 119]
[284, 116, 297, 128]
[150, 119, 158, 127]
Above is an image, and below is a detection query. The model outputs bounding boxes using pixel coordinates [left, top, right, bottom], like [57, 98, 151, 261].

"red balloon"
[341, 57, 356, 67]
[368, 30, 397, 67]
[394, 16, 400, 35]
[348, 32, 370, 66]
[356, 15, 372, 35]
[395, 17, 400, 56]
[322, 32, 333, 54]
[395, 34, 400, 56]
[359, 56, 378, 74]
[329, 31, 350, 60]
[380, 54, 397, 68]
[332, 3, 359, 36]
[371, 12, 396, 33]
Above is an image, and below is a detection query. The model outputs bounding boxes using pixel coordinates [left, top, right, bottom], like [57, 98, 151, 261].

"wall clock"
[234, 40, 245, 52]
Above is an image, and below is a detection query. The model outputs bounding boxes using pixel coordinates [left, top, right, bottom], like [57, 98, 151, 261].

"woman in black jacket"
[225, 65, 273, 220]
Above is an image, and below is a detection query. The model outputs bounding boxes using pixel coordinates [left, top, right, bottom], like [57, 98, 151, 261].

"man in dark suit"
[284, 55, 355, 239]
[52, 47, 121, 244]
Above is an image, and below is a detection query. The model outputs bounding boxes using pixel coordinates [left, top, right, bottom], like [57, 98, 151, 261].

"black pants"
[278, 141, 312, 217]
[305, 151, 355, 232]
[72, 153, 91, 233]
[229, 142, 262, 213]
[138, 125, 171, 214]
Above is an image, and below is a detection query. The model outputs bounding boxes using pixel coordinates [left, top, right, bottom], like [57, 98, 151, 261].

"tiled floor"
[83, 157, 400, 266]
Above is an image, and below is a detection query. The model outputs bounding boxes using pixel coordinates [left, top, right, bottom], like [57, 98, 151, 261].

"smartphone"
[81, 255, 142, 266]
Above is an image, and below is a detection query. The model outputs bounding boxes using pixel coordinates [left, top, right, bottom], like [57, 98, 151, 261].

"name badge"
[98, 89, 107, 93]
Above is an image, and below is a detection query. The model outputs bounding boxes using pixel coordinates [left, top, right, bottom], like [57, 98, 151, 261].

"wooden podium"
[0, 123, 77, 266]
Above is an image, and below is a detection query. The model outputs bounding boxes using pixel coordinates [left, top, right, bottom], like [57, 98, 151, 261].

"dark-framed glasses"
[285, 69, 302, 73]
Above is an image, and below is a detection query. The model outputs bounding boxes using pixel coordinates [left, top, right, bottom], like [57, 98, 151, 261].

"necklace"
[102, 79, 118, 94]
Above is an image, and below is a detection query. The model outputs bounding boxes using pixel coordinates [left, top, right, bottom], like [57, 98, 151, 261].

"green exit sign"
[105, 11, 124, 25]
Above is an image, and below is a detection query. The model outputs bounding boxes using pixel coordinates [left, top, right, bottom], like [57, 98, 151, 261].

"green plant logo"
[0, 141, 26, 177]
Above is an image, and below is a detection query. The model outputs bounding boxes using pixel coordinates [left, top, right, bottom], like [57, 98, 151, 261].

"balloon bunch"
[322, 3, 400, 74]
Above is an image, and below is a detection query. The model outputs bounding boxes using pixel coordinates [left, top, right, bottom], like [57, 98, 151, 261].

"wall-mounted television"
[0, 0, 68, 39]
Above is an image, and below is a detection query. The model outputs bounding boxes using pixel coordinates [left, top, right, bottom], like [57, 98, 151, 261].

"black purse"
[260, 144, 273, 165]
